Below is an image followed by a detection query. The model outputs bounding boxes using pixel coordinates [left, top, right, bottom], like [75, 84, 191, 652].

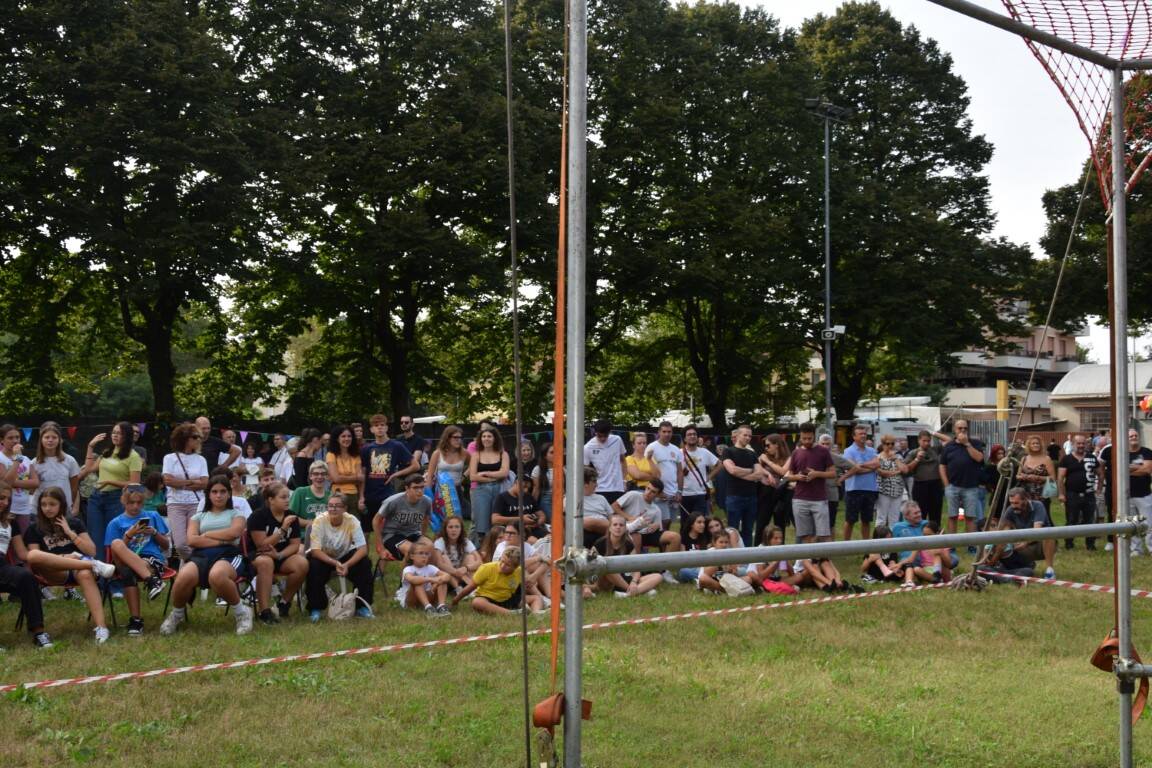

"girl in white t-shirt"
[398, 542, 452, 616]
[239, 444, 264, 494]
[434, 516, 480, 591]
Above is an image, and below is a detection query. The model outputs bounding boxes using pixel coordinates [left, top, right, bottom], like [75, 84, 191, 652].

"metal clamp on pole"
[559, 545, 597, 584]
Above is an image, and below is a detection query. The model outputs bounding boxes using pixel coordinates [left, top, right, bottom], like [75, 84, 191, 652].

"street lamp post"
[805, 97, 852, 438]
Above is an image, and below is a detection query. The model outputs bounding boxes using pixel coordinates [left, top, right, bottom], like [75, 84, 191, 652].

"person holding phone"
[105, 485, 171, 636]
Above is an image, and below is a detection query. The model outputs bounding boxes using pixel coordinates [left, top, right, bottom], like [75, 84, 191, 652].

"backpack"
[327, 577, 371, 620]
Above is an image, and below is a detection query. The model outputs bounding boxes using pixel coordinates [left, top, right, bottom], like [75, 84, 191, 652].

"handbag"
[327, 576, 370, 620]
[719, 572, 754, 597]
[1042, 478, 1058, 499]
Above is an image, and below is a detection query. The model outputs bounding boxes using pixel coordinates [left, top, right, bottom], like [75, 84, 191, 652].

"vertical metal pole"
[564, 0, 587, 763]
[822, 115, 834, 438]
[1110, 65, 1134, 768]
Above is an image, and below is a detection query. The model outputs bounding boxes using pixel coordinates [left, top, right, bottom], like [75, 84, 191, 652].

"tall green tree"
[798, 2, 1031, 420]
[0, 0, 278, 421]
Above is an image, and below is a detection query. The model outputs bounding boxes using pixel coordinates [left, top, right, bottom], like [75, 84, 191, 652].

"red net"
[1001, 0, 1152, 205]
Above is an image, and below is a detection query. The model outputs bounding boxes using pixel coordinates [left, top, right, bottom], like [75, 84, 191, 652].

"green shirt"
[289, 485, 330, 521]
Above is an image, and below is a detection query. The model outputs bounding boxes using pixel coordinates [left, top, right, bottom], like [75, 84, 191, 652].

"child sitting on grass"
[453, 545, 543, 615]
[750, 526, 799, 595]
[792, 556, 860, 593]
[902, 521, 952, 587]
[698, 531, 763, 595]
[860, 525, 905, 584]
[397, 541, 452, 617]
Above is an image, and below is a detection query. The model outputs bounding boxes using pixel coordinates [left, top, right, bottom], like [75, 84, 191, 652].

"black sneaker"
[32, 631, 53, 649]
[146, 576, 165, 601]
[276, 600, 291, 619]
[127, 617, 144, 636]
[258, 608, 280, 625]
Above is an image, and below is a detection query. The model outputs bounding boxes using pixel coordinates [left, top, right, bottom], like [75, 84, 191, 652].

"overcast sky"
[742, 0, 1125, 361]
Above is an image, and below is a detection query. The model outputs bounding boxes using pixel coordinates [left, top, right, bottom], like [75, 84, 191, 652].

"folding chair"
[101, 546, 178, 626]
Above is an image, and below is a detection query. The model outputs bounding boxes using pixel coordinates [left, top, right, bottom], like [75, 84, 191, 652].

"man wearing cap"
[584, 419, 628, 505]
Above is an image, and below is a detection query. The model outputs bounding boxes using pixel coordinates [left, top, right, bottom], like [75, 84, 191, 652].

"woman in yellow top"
[325, 425, 364, 529]
[83, 421, 143, 560]
[625, 433, 659, 491]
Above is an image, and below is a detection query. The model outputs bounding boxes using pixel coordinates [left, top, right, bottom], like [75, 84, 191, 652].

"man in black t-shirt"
[721, 425, 762, 546]
[1099, 428, 1152, 556]
[194, 416, 240, 475]
[1057, 434, 1099, 550]
[493, 476, 548, 540]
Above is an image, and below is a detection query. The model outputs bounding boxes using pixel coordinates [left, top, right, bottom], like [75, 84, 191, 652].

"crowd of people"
[0, 413, 1136, 647]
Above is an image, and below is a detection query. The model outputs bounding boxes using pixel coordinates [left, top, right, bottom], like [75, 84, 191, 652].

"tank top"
[476, 454, 502, 475]
[437, 457, 465, 486]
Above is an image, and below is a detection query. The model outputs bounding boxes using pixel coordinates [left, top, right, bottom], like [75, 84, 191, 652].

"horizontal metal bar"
[577, 523, 1140, 578]
[1116, 662, 1152, 680]
[1121, 58, 1152, 71]
[926, 0, 1119, 69]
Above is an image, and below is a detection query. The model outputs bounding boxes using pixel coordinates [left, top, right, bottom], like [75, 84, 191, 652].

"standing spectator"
[819, 433, 854, 539]
[938, 419, 986, 539]
[1046, 438, 1061, 463]
[32, 421, 80, 516]
[904, 430, 944, 528]
[194, 416, 240, 475]
[267, 433, 289, 471]
[291, 428, 323, 488]
[983, 444, 1013, 520]
[395, 416, 428, 468]
[874, 435, 907, 529]
[624, 433, 657, 492]
[515, 439, 537, 481]
[783, 423, 836, 544]
[644, 421, 684, 531]
[326, 425, 363, 527]
[0, 423, 39, 534]
[82, 421, 142, 555]
[680, 425, 719, 522]
[583, 419, 628, 505]
[468, 426, 510, 540]
[238, 443, 264, 496]
[1058, 434, 1099, 550]
[1100, 428, 1152, 556]
[756, 434, 792, 543]
[1017, 435, 1056, 517]
[841, 424, 880, 541]
[531, 442, 556, 519]
[361, 413, 417, 528]
[425, 426, 471, 522]
[162, 423, 209, 562]
[720, 425, 761, 546]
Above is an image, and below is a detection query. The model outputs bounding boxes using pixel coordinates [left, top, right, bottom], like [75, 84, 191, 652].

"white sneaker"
[613, 590, 630, 599]
[662, 570, 678, 585]
[234, 603, 253, 635]
[40, 586, 56, 601]
[159, 608, 186, 636]
[1043, 567, 1056, 579]
[1106, 542, 1115, 552]
[91, 560, 116, 580]
[94, 626, 111, 645]
[645, 589, 658, 598]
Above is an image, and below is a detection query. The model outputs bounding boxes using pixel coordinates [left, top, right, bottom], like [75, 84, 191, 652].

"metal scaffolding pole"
[563, 0, 588, 763]
[1111, 65, 1135, 768]
[571, 523, 1141, 578]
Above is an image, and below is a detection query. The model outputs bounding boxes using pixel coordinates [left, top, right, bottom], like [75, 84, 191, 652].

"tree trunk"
[143, 321, 177, 421]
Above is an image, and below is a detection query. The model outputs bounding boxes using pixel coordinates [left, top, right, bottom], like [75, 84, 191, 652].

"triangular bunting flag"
[67, 426, 77, 439]
[22, 428, 32, 441]
[260, 433, 269, 441]
[136, 422, 147, 436]
[239, 431, 249, 444]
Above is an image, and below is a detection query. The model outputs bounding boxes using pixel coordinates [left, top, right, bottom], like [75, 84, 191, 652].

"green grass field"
[3, 521, 1151, 767]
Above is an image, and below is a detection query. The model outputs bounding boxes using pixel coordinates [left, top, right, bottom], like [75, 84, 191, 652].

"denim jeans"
[944, 484, 984, 522]
[86, 489, 124, 554]
[725, 494, 756, 547]
[470, 482, 502, 536]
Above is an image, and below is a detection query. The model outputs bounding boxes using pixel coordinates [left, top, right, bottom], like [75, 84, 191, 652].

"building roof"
[1050, 363, 1152, 399]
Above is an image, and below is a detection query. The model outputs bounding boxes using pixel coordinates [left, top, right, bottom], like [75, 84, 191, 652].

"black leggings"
[305, 552, 374, 610]
[0, 563, 44, 632]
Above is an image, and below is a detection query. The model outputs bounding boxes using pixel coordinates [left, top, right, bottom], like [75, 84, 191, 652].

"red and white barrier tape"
[976, 569, 1152, 598]
[0, 583, 942, 693]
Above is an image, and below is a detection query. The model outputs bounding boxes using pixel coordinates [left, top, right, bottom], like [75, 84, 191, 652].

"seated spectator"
[580, 466, 612, 547]
[0, 481, 53, 647]
[492, 475, 547, 541]
[478, 524, 506, 564]
[373, 475, 453, 572]
[160, 477, 253, 636]
[590, 514, 635, 596]
[194, 468, 253, 519]
[902, 521, 952, 586]
[304, 493, 374, 621]
[612, 478, 681, 559]
[792, 556, 856, 593]
[676, 512, 710, 583]
[453, 545, 543, 615]
[289, 460, 332, 533]
[984, 487, 1057, 579]
[105, 485, 171, 636]
[434, 516, 481, 592]
[699, 531, 751, 593]
[860, 525, 905, 584]
[751, 526, 799, 594]
[396, 541, 452, 617]
[248, 481, 308, 624]
[24, 486, 116, 644]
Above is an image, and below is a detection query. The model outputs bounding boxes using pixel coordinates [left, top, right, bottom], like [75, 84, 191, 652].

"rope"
[499, 2, 532, 765]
